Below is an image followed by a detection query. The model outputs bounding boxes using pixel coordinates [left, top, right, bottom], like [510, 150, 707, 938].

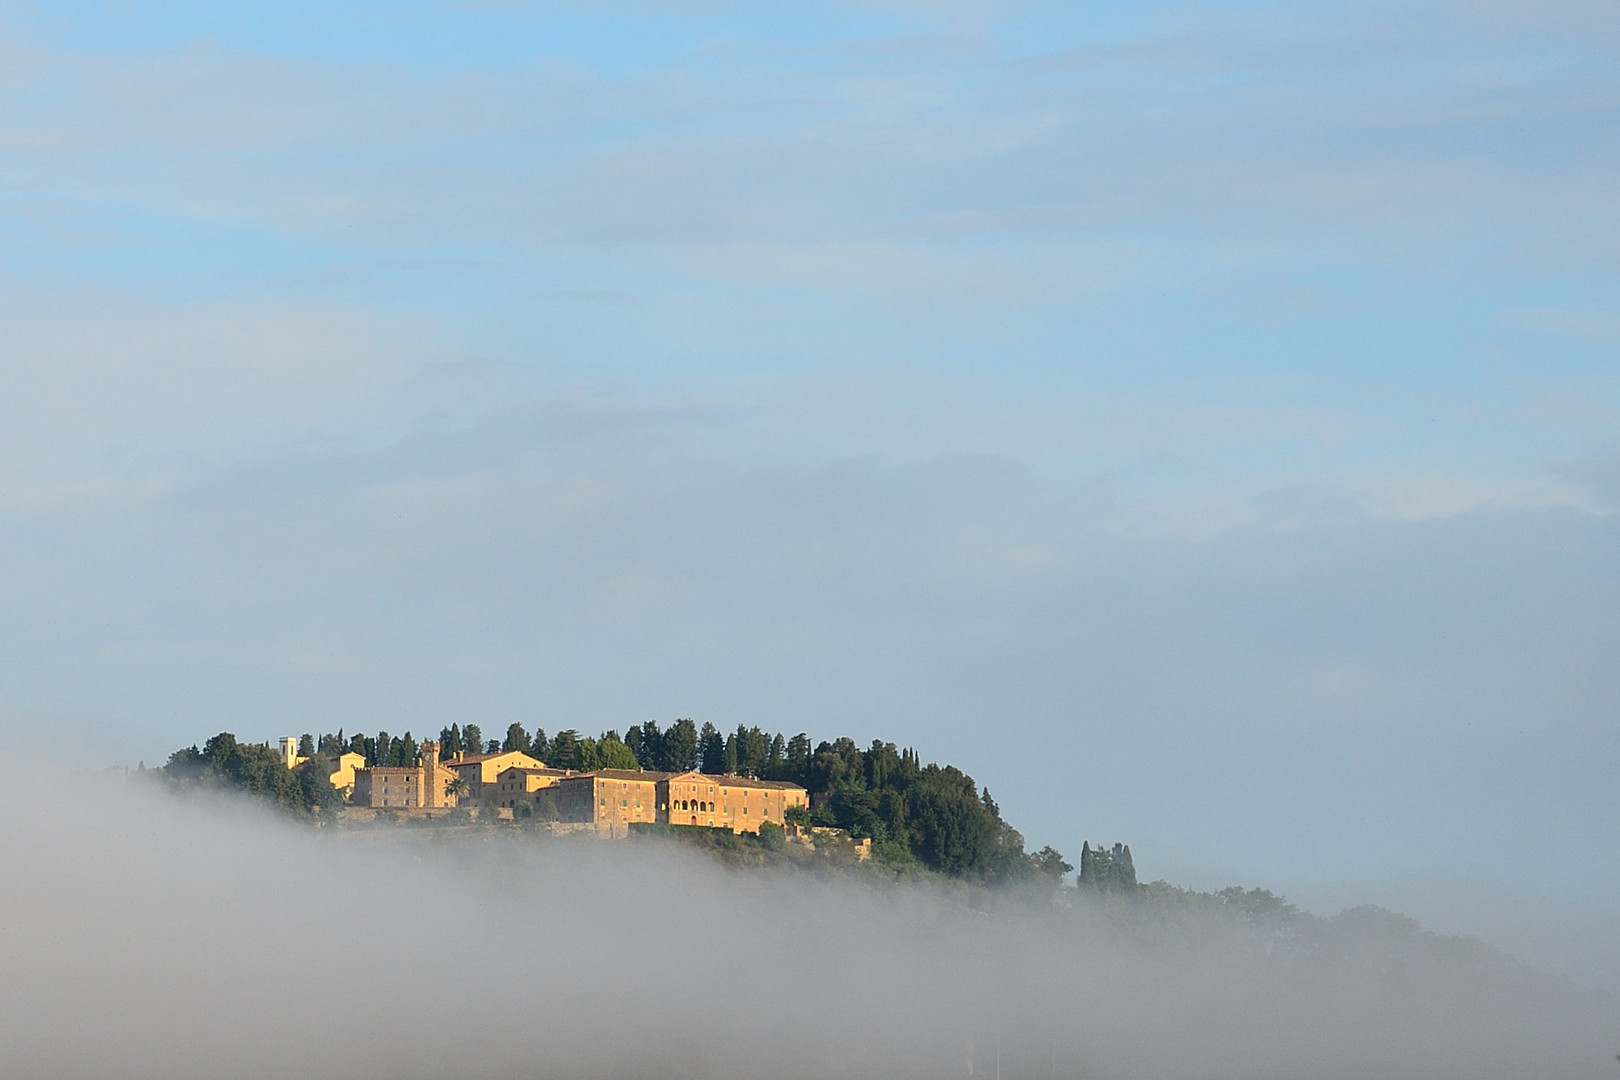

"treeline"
[164, 718, 1080, 883]
[161, 732, 343, 811]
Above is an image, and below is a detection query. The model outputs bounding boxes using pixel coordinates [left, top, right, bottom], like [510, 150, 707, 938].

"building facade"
[656, 771, 807, 833]
[444, 750, 546, 803]
[351, 741, 460, 809]
[533, 770, 666, 836]
[491, 765, 571, 808]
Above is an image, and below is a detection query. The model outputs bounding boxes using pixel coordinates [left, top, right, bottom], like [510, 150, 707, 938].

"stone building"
[491, 765, 572, 809]
[533, 769, 666, 836]
[351, 741, 460, 809]
[657, 771, 807, 833]
[443, 749, 546, 803]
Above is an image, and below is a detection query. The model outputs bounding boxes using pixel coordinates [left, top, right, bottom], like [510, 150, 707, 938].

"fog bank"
[0, 780, 1612, 1079]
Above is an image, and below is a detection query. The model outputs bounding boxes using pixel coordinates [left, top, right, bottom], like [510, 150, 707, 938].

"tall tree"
[374, 731, 389, 768]
[297, 733, 315, 758]
[699, 723, 725, 773]
[660, 719, 698, 773]
[462, 725, 483, 757]
[531, 728, 549, 763]
[549, 729, 582, 771]
[440, 724, 462, 756]
[785, 733, 812, 785]
[503, 723, 532, 755]
[595, 731, 639, 770]
[633, 722, 662, 769]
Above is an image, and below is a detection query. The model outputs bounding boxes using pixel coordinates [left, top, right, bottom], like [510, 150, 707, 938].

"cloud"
[2, 779, 1614, 1079]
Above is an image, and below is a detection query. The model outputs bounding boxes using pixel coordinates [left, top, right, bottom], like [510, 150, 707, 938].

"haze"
[2, 779, 1614, 1079]
[1, 0, 1617, 1016]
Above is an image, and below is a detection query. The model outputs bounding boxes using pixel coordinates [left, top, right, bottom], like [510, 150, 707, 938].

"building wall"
[351, 767, 423, 809]
[352, 742, 460, 810]
[445, 750, 546, 803]
[326, 751, 367, 795]
[491, 766, 569, 808]
[533, 772, 662, 836]
[657, 772, 808, 834]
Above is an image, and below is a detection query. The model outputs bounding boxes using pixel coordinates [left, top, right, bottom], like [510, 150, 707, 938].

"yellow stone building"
[657, 771, 807, 833]
[491, 765, 571, 808]
[444, 749, 546, 803]
[532, 770, 664, 836]
[351, 741, 461, 809]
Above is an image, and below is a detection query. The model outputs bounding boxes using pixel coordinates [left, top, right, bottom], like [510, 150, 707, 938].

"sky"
[0, 0, 1617, 985]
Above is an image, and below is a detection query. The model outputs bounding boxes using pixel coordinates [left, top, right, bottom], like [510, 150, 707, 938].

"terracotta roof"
[663, 770, 804, 791]
[571, 769, 669, 782]
[498, 766, 570, 776]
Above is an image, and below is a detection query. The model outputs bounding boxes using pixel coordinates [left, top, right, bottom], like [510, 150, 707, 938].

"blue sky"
[1, 0, 1617, 982]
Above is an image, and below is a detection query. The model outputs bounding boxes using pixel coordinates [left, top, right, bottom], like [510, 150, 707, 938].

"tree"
[785, 733, 812, 785]
[503, 723, 531, 755]
[295, 759, 343, 811]
[445, 776, 469, 802]
[297, 733, 315, 758]
[699, 723, 725, 773]
[633, 721, 663, 769]
[549, 730, 582, 771]
[1031, 846, 1073, 882]
[462, 725, 482, 757]
[660, 719, 698, 773]
[1078, 842, 1137, 893]
[374, 731, 390, 768]
[440, 724, 463, 757]
[531, 728, 549, 763]
[595, 731, 640, 771]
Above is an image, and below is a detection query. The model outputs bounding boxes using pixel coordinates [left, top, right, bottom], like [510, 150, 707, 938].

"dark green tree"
[549, 729, 582, 771]
[440, 724, 463, 757]
[531, 728, 549, 763]
[462, 724, 483, 757]
[297, 733, 315, 758]
[595, 731, 639, 771]
[1031, 846, 1073, 882]
[660, 719, 698, 773]
[699, 722, 725, 773]
[632, 721, 663, 770]
[784, 733, 812, 785]
[503, 723, 531, 755]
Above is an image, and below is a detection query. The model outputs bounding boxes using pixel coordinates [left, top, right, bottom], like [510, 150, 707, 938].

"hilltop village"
[286, 735, 811, 840]
[158, 720, 1078, 882]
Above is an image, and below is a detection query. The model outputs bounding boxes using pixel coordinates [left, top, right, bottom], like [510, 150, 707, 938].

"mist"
[5, 778, 1612, 1080]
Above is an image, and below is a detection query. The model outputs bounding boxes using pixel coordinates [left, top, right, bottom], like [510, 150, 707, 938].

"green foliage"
[461, 724, 483, 757]
[699, 722, 725, 773]
[163, 731, 332, 813]
[548, 729, 582, 770]
[1078, 842, 1138, 893]
[660, 718, 698, 773]
[502, 723, 531, 755]
[756, 820, 787, 850]
[593, 731, 640, 771]
[294, 759, 344, 810]
[297, 733, 315, 758]
[1030, 845, 1074, 881]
